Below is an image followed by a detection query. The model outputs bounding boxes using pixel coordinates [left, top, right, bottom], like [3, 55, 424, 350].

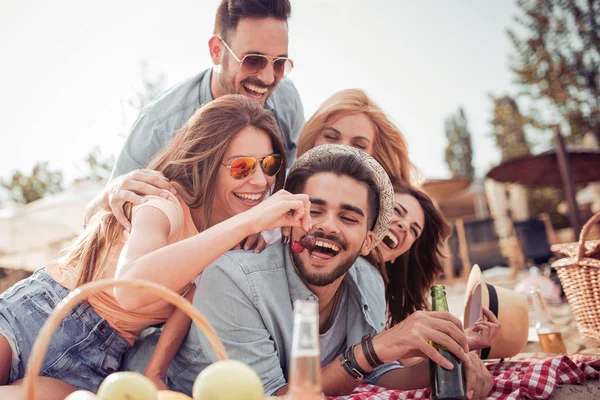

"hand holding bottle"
[372, 310, 471, 370]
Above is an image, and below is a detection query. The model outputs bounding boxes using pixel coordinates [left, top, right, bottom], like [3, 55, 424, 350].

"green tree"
[444, 107, 475, 178]
[489, 95, 534, 162]
[0, 62, 166, 204]
[74, 146, 115, 184]
[1, 162, 63, 204]
[508, 0, 600, 144]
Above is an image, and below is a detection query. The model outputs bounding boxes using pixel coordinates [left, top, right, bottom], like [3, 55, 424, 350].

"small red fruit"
[300, 235, 316, 249]
[292, 240, 305, 253]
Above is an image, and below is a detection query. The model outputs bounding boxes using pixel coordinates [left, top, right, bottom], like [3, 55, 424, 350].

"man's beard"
[218, 55, 274, 101]
[218, 67, 238, 96]
[291, 247, 361, 287]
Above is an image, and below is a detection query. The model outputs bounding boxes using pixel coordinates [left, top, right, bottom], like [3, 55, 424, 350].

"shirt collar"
[283, 244, 370, 307]
[283, 243, 315, 303]
[282, 244, 381, 332]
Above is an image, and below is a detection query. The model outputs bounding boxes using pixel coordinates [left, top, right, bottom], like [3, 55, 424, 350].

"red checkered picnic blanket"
[327, 355, 600, 400]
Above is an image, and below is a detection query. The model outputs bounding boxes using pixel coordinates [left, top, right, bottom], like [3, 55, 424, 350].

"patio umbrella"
[486, 126, 600, 237]
[422, 177, 472, 201]
[486, 150, 600, 187]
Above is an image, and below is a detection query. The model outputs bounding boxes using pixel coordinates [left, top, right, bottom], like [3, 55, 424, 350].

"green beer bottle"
[429, 285, 466, 400]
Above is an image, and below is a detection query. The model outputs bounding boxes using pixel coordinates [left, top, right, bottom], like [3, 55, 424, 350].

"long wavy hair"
[376, 181, 451, 327]
[296, 89, 416, 185]
[60, 95, 286, 287]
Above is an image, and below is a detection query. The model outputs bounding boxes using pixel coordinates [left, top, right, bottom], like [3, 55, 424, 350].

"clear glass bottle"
[530, 284, 567, 354]
[287, 300, 324, 400]
[429, 285, 466, 400]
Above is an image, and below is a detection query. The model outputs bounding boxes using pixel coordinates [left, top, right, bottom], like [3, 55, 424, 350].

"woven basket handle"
[577, 211, 600, 261]
[23, 278, 229, 400]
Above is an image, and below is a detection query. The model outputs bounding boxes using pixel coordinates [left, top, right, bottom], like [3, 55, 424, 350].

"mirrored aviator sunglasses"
[223, 154, 283, 179]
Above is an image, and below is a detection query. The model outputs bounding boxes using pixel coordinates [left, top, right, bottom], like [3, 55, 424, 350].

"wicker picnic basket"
[552, 211, 600, 342]
[22, 278, 229, 400]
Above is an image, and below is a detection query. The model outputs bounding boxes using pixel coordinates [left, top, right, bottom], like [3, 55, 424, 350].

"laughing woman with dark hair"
[370, 181, 500, 357]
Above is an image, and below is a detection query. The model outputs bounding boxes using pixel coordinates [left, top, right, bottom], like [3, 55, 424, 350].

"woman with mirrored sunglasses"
[0, 95, 312, 398]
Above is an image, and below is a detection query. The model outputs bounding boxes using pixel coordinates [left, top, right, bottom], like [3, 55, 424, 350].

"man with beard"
[85, 0, 303, 229]
[123, 145, 493, 400]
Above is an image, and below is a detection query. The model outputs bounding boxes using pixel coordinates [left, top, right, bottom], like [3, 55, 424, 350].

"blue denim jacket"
[122, 244, 399, 396]
[111, 68, 305, 178]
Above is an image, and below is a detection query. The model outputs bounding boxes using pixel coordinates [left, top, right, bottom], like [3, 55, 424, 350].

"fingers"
[112, 206, 132, 232]
[108, 169, 177, 232]
[278, 195, 311, 230]
[470, 354, 493, 400]
[243, 234, 259, 251]
[481, 307, 500, 325]
[302, 197, 312, 231]
[254, 235, 268, 253]
[109, 191, 145, 232]
[425, 314, 469, 354]
[416, 341, 454, 370]
[120, 177, 174, 198]
[284, 195, 311, 232]
[427, 311, 465, 332]
[464, 353, 477, 400]
[424, 327, 470, 366]
[473, 321, 496, 331]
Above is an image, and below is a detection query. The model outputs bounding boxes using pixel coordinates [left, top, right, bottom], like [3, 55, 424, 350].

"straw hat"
[288, 144, 394, 247]
[463, 265, 529, 359]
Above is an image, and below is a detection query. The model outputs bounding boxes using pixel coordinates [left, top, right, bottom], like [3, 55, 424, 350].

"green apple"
[64, 391, 97, 400]
[96, 371, 158, 400]
[193, 360, 264, 400]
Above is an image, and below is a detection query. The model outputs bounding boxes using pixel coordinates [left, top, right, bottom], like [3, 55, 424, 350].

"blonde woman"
[297, 89, 416, 185]
[0, 95, 311, 399]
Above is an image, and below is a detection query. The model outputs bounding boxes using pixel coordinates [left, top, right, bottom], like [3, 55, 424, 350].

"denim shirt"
[122, 244, 399, 396]
[111, 68, 305, 179]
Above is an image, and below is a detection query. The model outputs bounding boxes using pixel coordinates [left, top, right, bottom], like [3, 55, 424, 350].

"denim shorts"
[0, 268, 129, 392]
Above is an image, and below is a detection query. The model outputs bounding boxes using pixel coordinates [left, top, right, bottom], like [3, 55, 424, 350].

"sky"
[0, 0, 520, 186]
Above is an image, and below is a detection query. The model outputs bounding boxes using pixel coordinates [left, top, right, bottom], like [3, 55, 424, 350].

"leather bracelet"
[347, 344, 370, 377]
[361, 334, 384, 368]
[339, 345, 368, 381]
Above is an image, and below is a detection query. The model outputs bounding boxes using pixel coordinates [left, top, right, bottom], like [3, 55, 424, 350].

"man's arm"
[272, 343, 425, 397]
[276, 79, 305, 168]
[193, 259, 287, 396]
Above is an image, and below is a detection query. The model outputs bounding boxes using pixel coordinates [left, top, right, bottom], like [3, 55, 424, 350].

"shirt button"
[363, 304, 369, 310]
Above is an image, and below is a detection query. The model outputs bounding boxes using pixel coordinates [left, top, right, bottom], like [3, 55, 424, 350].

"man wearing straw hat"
[124, 145, 493, 399]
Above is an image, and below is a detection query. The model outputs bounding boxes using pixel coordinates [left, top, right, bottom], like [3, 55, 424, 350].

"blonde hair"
[297, 89, 416, 185]
[61, 95, 287, 287]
